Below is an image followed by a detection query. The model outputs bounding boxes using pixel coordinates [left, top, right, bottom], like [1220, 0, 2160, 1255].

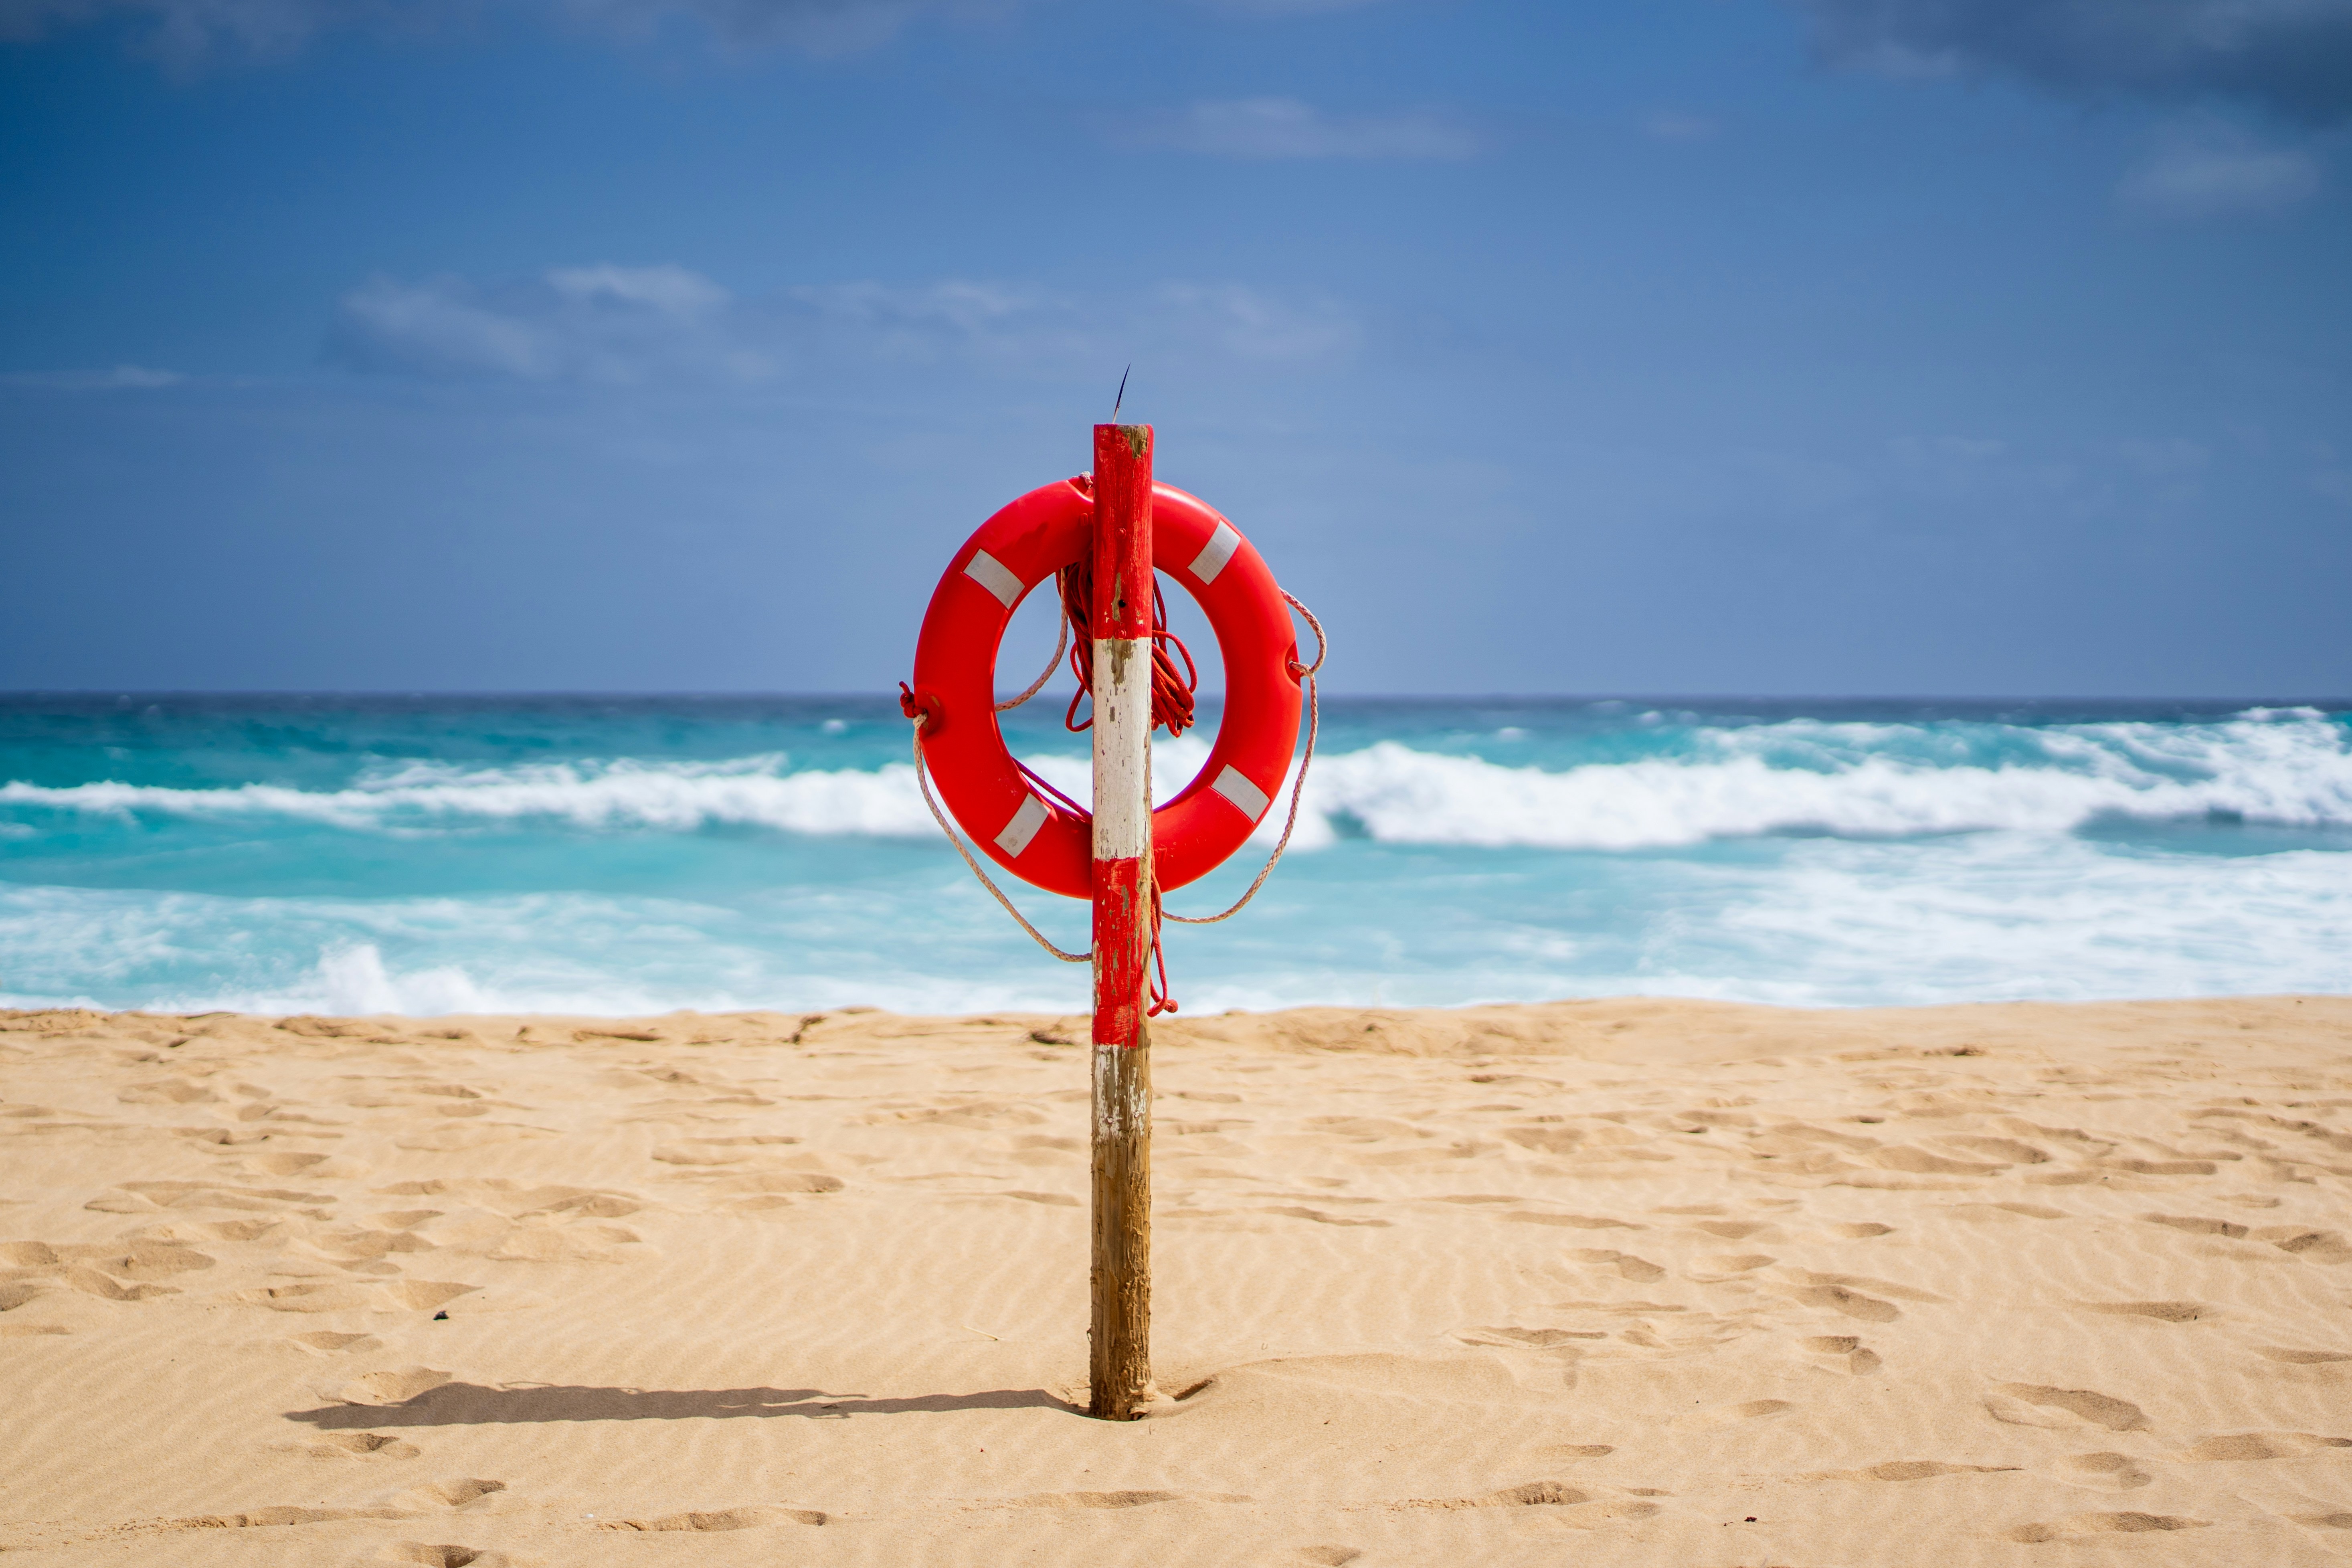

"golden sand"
[3, 996, 2350, 1564]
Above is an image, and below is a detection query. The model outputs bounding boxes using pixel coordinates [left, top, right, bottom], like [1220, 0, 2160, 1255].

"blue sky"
[2, 0, 2348, 696]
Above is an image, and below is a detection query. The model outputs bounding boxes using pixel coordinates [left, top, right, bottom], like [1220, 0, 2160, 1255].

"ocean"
[2, 694, 2346, 1017]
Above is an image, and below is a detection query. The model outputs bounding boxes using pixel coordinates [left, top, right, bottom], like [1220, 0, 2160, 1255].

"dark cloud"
[1793, 0, 2352, 122]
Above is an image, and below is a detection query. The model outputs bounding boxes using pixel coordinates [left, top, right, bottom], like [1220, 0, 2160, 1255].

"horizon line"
[4, 690, 2347, 707]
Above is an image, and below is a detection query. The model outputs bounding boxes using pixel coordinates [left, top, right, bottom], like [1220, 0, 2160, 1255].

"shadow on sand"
[285, 1383, 1075, 1428]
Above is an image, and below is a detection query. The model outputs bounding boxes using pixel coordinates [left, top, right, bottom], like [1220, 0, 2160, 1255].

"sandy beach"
[3, 996, 2350, 1565]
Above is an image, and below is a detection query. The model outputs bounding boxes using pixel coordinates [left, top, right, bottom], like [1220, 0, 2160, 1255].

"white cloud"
[1154, 283, 1361, 360]
[547, 262, 730, 316]
[1147, 97, 1480, 160]
[0, 364, 187, 389]
[1193, 0, 1389, 13]
[2116, 124, 2323, 217]
[0, 0, 999, 63]
[329, 264, 770, 382]
[327, 264, 1362, 383]
[0, 0, 455, 63]
[554, 0, 1007, 53]
[1642, 109, 1719, 143]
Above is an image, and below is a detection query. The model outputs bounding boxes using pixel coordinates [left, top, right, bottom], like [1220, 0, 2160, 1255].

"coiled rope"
[907, 578, 1327, 1010]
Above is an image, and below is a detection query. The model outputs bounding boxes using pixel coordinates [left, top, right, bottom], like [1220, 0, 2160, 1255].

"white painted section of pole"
[1091, 635, 1152, 862]
[1093, 1042, 1148, 1139]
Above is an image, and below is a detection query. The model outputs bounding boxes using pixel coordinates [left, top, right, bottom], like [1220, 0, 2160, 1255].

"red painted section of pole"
[1091, 424, 1153, 643]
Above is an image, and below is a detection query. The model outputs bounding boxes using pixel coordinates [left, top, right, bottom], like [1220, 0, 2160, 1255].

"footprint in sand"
[1816, 1460, 2018, 1482]
[1529, 1444, 1615, 1461]
[1828, 1222, 1895, 1239]
[2256, 1227, 2352, 1265]
[242, 1151, 342, 1177]
[2082, 1300, 2215, 1323]
[2180, 1431, 2352, 1461]
[1933, 1135, 2051, 1164]
[117, 1078, 218, 1105]
[2059, 1453, 2152, 1491]
[2007, 1511, 2208, 1543]
[1262, 1206, 1391, 1228]
[238, 1281, 375, 1313]
[1802, 1335, 1882, 1374]
[19, 1238, 216, 1282]
[384, 1280, 481, 1310]
[712, 1173, 843, 1197]
[1679, 1399, 1794, 1428]
[1788, 1284, 1899, 1322]
[2142, 1212, 2250, 1239]
[1874, 1145, 2008, 1176]
[65, 1266, 177, 1302]
[382, 1546, 529, 1567]
[1005, 1491, 1213, 1509]
[1984, 1385, 2150, 1432]
[597, 1505, 825, 1530]
[1401, 1480, 1590, 1508]
[522, 1192, 643, 1219]
[1462, 1326, 1606, 1347]
[338, 1366, 454, 1404]
[2, 1277, 66, 1311]
[394, 1479, 507, 1511]
[1399, 1481, 1662, 1530]
[1947, 1203, 2065, 1222]
[307, 1431, 421, 1460]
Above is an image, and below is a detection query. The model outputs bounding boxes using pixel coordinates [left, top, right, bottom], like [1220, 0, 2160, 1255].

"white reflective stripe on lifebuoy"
[963, 549, 1025, 609]
[1210, 764, 1270, 820]
[1188, 522, 1241, 584]
[995, 794, 1050, 857]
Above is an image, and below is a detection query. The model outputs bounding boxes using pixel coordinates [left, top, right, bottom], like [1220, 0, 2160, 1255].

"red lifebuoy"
[909, 478, 1302, 899]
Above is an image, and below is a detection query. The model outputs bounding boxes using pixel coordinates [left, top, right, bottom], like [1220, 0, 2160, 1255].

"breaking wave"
[4, 709, 2348, 851]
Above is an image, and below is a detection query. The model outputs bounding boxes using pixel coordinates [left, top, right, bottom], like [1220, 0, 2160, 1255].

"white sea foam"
[1282, 708, 2352, 848]
[1296, 737, 2352, 849]
[4, 712, 2347, 850]
[4, 826, 2344, 1016]
[0, 753, 940, 837]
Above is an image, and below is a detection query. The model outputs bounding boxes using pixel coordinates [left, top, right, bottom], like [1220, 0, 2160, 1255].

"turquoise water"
[2, 695, 2348, 1015]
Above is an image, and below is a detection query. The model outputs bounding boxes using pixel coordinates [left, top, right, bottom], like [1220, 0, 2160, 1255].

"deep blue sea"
[2, 694, 2347, 1016]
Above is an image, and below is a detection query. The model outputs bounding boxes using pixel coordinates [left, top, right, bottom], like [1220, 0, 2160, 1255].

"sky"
[1, 0, 2348, 697]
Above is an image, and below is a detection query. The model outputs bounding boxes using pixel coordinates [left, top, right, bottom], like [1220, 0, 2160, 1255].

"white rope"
[911, 722, 1089, 964]
[1162, 592, 1326, 925]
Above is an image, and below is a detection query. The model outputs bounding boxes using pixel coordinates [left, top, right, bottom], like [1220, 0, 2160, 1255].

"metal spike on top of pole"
[1088, 421, 1154, 1421]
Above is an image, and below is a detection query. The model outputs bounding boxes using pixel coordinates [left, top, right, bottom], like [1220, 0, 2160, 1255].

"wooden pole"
[1088, 422, 1154, 1421]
